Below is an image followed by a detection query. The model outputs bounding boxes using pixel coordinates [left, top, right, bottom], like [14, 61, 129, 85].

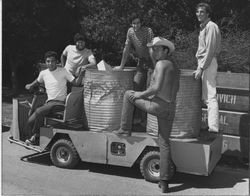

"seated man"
[61, 33, 97, 76]
[25, 51, 85, 145]
[61, 33, 97, 92]
[113, 37, 179, 193]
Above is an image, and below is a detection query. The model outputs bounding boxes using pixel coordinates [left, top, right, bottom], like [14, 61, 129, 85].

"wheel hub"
[148, 159, 160, 177]
[56, 147, 70, 163]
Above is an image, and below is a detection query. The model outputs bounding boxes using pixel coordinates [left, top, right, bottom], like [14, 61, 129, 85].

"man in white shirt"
[193, 3, 221, 133]
[61, 33, 97, 76]
[25, 51, 85, 145]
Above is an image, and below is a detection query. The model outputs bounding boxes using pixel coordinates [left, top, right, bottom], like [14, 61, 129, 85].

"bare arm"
[149, 47, 157, 65]
[82, 56, 97, 69]
[25, 79, 40, 91]
[70, 68, 85, 86]
[120, 44, 131, 69]
[75, 55, 97, 76]
[61, 53, 67, 67]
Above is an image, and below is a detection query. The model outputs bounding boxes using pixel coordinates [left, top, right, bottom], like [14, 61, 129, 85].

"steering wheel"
[28, 85, 46, 116]
[29, 85, 46, 95]
[19, 85, 47, 116]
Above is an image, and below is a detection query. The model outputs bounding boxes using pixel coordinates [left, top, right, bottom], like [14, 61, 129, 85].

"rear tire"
[50, 139, 80, 169]
[140, 151, 176, 183]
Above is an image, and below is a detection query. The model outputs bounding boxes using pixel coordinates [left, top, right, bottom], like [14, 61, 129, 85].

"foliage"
[79, 0, 250, 71]
[219, 30, 250, 73]
[2, 0, 250, 91]
[2, 0, 80, 89]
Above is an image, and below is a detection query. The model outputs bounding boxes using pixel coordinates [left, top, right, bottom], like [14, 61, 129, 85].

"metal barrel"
[83, 68, 136, 132]
[147, 69, 202, 138]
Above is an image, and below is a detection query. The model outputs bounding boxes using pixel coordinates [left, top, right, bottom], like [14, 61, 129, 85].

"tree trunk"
[9, 53, 19, 95]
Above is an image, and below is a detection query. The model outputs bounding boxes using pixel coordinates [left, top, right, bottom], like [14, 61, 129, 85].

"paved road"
[2, 130, 249, 195]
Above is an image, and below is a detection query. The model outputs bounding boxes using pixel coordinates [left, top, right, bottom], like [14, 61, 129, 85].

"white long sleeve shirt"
[196, 19, 221, 70]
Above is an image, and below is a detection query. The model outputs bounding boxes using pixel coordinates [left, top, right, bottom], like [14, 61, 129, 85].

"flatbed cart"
[8, 88, 222, 183]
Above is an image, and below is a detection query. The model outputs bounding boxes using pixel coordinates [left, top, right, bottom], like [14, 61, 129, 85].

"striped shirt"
[125, 26, 154, 61]
[196, 19, 221, 70]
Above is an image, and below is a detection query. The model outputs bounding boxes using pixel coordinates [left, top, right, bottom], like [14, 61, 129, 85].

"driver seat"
[45, 90, 84, 126]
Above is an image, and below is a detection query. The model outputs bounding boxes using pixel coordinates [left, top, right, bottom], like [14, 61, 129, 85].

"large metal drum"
[147, 69, 202, 138]
[84, 68, 136, 132]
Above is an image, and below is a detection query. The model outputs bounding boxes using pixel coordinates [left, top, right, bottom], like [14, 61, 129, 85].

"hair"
[129, 12, 142, 23]
[74, 33, 85, 43]
[44, 51, 57, 60]
[196, 2, 212, 16]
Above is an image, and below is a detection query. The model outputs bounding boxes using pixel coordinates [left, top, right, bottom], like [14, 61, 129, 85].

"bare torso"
[151, 60, 179, 102]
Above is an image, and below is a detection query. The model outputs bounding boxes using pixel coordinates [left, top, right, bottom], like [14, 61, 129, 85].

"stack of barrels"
[83, 69, 202, 139]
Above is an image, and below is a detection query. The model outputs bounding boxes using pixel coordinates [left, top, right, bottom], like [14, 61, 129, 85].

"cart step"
[8, 136, 43, 152]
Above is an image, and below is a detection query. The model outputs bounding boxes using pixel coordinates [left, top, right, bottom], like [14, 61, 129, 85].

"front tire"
[50, 139, 80, 169]
[140, 151, 176, 183]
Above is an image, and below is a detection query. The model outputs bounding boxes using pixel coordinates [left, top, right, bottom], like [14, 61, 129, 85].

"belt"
[136, 58, 153, 70]
[47, 100, 65, 104]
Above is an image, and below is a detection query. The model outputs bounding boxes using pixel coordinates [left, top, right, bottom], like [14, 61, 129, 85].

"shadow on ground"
[18, 149, 248, 192]
[167, 169, 248, 192]
[19, 151, 144, 179]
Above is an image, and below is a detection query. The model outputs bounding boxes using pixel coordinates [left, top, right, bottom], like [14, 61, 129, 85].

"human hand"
[76, 66, 86, 76]
[78, 66, 86, 77]
[129, 91, 144, 101]
[25, 84, 32, 90]
[193, 68, 203, 80]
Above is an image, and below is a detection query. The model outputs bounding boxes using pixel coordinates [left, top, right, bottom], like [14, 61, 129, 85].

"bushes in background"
[2, 0, 250, 92]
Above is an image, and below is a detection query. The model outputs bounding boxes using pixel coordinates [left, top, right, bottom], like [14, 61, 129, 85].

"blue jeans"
[120, 90, 176, 180]
[133, 67, 153, 123]
[27, 100, 65, 135]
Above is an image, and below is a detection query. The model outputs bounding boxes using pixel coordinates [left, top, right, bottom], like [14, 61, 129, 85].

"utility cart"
[8, 86, 222, 183]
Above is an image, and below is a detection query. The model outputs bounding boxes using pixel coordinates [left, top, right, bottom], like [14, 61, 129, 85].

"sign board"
[202, 109, 249, 137]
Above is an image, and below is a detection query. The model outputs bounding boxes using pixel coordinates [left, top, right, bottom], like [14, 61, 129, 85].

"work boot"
[25, 133, 39, 146]
[113, 129, 131, 136]
[158, 180, 169, 193]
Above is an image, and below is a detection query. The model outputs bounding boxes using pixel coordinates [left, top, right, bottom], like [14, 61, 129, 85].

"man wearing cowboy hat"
[113, 37, 179, 193]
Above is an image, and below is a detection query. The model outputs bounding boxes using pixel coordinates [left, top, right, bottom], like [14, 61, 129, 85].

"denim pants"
[202, 58, 219, 132]
[27, 100, 65, 135]
[133, 67, 153, 122]
[120, 90, 175, 180]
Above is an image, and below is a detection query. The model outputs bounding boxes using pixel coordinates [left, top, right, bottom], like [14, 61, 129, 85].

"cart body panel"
[38, 127, 222, 175]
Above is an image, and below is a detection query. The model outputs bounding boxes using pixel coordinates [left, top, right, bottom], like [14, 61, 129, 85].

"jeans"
[27, 100, 65, 135]
[133, 67, 153, 123]
[120, 90, 176, 180]
[202, 58, 219, 132]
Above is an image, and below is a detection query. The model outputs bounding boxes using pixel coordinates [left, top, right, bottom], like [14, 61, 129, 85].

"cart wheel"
[140, 151, 176, 183]
[50, 139, 80, 169]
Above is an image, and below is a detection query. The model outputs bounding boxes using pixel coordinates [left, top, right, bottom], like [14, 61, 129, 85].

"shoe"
[25, 134, 39, 145]
[113, 129, 131, 136]
[158, 180, 169, 193]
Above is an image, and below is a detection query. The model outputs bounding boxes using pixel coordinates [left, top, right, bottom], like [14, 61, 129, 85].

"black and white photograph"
[1, 0, 249, 195]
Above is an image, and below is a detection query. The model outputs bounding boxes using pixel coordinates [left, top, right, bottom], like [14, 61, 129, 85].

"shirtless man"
[113, 37, 179, 193]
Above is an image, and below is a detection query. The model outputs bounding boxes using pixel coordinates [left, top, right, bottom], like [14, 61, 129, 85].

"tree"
[2, 0, 80, 93]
